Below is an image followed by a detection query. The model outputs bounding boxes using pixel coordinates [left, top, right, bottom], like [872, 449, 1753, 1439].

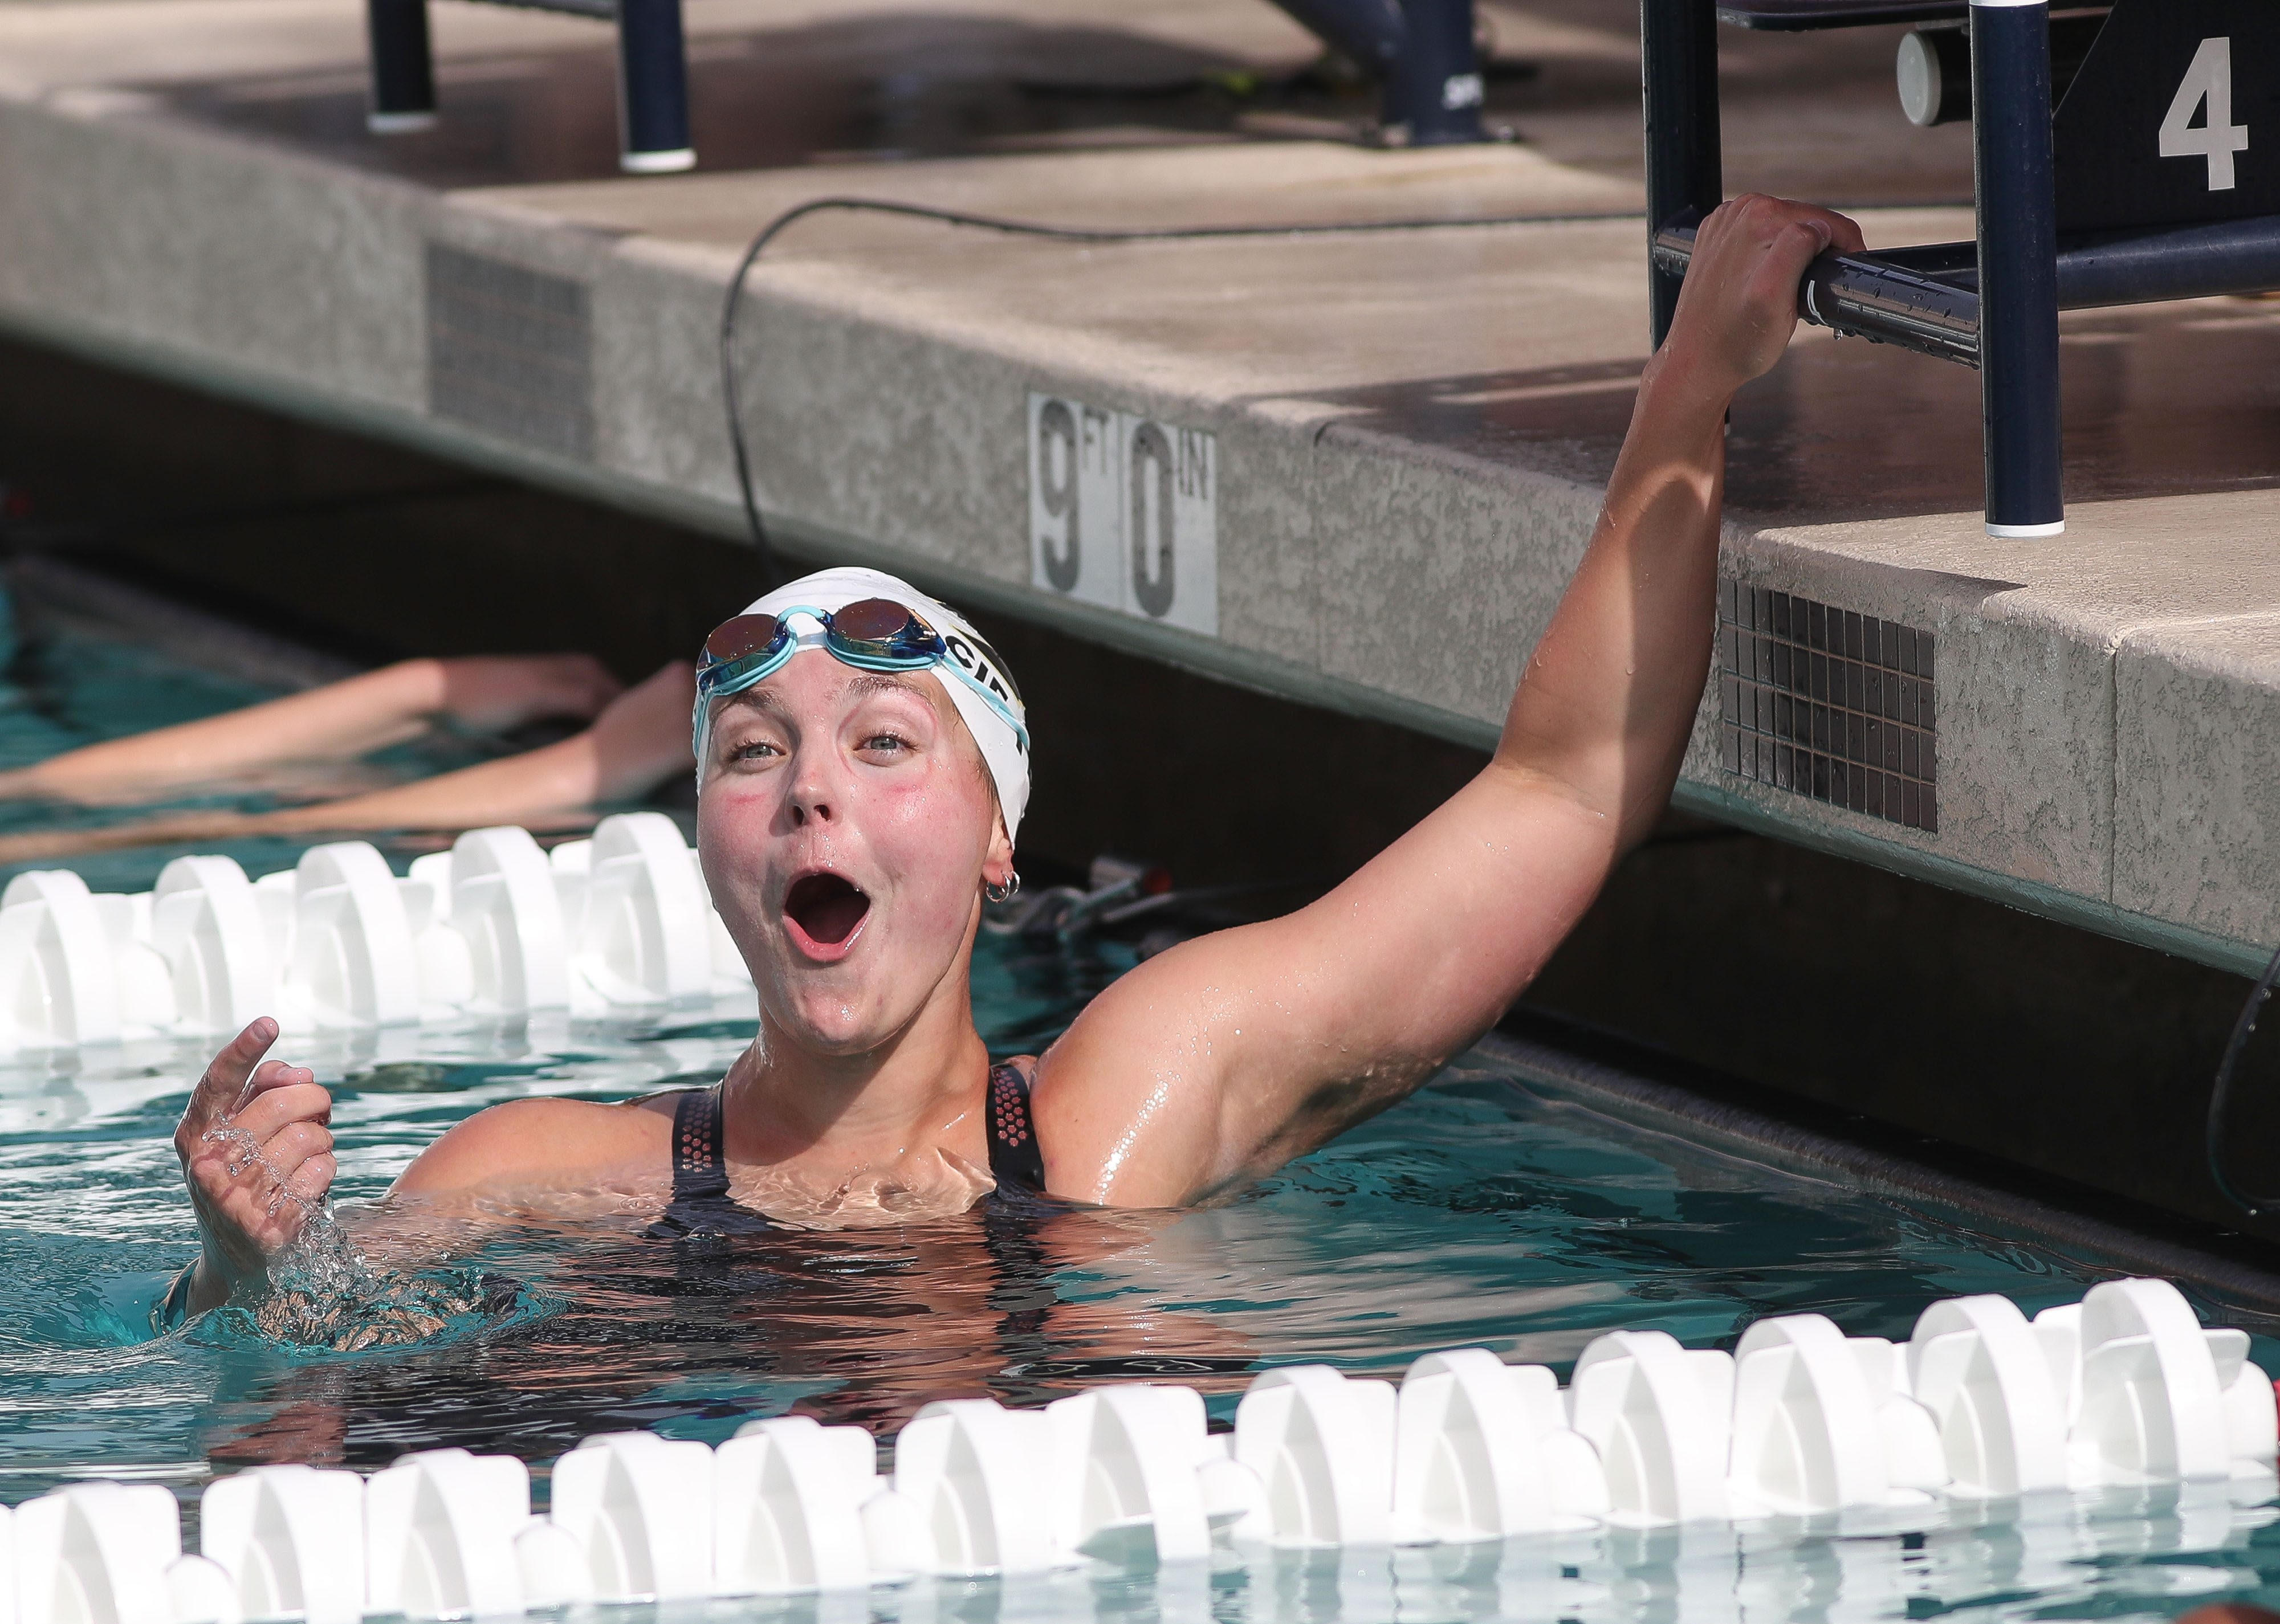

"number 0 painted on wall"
[1027, 391, 1218, 636]
[2160, 35, 2250, 191]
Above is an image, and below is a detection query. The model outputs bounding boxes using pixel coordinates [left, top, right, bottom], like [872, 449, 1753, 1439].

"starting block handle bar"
[1642, 0, 1724, 348]
[1652, 219, 1982, 365]
[1656, 207, 2280, 349]
[1970, 0, 2064, 536]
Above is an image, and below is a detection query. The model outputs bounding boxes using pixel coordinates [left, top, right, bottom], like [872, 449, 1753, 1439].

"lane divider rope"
[0, 813, 754, 1054]
[9, 1278, 2274, 1622]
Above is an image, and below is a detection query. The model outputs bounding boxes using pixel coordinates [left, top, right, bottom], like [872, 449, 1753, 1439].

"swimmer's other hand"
[1660, 194, 1866, 403]
[435, 654, 624, 735]
[173, 1018, 336, 1311]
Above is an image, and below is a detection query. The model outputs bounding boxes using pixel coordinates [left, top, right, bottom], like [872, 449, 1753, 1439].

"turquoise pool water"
[2, 593, 2280, 1622]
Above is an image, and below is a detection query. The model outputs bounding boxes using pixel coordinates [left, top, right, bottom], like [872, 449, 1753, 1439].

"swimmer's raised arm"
[0, 654, 622, 806]
[1033, 195, 1863, 1206]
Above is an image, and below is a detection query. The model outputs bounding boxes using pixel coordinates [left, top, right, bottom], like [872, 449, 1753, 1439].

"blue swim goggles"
[692, 598, 1029, 752]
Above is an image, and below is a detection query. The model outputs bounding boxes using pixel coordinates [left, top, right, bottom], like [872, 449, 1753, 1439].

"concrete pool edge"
[5, 58, 2280, 978]
[1480, 1015, 2280, 1332]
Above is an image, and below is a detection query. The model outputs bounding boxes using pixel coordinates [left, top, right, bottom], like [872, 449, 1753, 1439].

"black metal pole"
[618, 0, 695, 173]
[1641, 0, 1722, 348]
[1970, 0, 2063, 536]
[1385, 0, 1483, 145]
[366, 0, 437, 133]
[1263, 0, 1406, 79]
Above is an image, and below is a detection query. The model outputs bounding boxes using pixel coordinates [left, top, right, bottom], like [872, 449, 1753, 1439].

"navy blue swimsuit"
[654, 1062, 1046, 1237]
[644, 1064, 1251, 1405]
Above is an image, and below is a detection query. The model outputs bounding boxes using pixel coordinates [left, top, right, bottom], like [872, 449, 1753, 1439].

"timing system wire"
[2209, 937, 2280, 1219]
[716, 197, 1640, 581]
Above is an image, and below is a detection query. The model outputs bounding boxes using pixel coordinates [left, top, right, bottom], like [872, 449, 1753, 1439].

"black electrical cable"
[716, 196, 1640, 582]
[2209, 937, 2280, 1219]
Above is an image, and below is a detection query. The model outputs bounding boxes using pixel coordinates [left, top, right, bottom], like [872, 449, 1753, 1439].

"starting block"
[363, 1449, 531, 1619]
[879, 1399, 1061, 1576]
[1647, 0, 2280, 538]
[1231, 1365, 1398, 1548]
[544, 1432, 715, 1602]
[1393, 1348, 1608, 1542]
[1044, 1384, 1216, 1565]
[199, 1465, 365, 1624]
[1566, 1331, 1735, 1526]
[715, 1415, 881, 1594]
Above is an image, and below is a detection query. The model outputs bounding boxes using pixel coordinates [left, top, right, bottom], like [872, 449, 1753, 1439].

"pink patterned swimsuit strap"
[987, 1060, 1046, 1191]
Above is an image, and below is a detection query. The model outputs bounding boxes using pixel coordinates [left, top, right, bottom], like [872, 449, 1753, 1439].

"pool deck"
[2, 0, 2278, 973]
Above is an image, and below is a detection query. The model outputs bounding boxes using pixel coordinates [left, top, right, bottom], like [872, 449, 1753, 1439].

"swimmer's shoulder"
[389, 1090, 681, 1198]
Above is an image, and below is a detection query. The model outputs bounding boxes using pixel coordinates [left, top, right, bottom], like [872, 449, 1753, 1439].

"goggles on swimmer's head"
[691, 597, 1031, 754]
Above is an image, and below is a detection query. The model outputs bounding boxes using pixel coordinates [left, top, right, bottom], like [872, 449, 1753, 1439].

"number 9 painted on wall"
[1027, 391, 1218, 636]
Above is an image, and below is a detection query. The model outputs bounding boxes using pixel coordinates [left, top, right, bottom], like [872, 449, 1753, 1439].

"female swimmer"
[168, 195, 1866, 1316]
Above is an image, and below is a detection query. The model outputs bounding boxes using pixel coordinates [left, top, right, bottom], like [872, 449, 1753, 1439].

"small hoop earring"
[984, 871, 1021, 904]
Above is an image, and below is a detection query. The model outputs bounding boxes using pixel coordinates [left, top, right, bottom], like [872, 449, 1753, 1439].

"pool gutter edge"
[1477, 1013, 2280, 1331]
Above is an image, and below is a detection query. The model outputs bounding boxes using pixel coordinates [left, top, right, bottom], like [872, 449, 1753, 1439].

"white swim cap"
[695, 566, 1031, 842]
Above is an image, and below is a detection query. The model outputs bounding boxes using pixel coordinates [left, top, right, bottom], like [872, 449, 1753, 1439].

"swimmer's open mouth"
[784, 871, 870, 950]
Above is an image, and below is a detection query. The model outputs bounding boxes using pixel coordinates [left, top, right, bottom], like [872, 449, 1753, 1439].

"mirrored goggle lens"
[829, 597, 943, 659]
[702, 613, 785, 669]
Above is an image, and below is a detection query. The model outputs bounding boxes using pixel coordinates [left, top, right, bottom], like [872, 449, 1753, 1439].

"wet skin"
[173, 195, 1864, 1318]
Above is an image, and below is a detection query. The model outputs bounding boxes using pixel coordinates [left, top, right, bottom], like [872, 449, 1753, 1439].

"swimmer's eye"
[857, 731, 911, 755]
[729, 738, 783, 762]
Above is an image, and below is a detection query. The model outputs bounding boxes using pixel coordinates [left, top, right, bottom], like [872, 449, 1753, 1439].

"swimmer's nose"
[785, 756, 835, 827]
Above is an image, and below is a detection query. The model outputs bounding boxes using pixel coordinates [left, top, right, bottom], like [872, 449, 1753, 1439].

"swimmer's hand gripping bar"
[1651, 214, 1982, 366]
[1652, 208, 2280, 372]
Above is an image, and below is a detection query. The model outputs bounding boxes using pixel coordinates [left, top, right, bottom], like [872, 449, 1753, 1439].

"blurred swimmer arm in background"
[1032, 195, 1864, 1209]
[0, 660, 694, 863]
[0, 652, 622, 805]
[246, 660, 695, 836]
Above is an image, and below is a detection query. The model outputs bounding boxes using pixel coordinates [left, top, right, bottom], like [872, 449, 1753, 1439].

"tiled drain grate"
[1719, 581, 1937, 831]
[426, 245, 593, 460]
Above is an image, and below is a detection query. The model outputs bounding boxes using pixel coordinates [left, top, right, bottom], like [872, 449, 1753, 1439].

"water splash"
[198, 1109, 501, 1353]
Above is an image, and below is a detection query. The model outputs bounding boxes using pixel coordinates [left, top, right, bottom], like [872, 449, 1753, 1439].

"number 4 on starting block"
[2056, 0, 2280, 230]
